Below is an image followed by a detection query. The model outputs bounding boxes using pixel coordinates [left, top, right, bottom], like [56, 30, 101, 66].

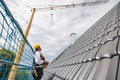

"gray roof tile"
[44, 2, 120, 80]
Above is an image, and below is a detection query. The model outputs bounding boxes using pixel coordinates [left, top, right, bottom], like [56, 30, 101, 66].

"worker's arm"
[35, 52, 44, 65]
[39, 52, 45, 60]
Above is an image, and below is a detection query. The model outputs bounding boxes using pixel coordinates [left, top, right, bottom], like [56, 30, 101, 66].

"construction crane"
[33, 0, 109, 11]
[9, 0, 109, 79]
[28, 0, 109, 25]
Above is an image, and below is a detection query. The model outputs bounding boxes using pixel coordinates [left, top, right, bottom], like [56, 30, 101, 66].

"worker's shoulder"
[35, 51, 40, 55]
[35, 51, 40, 54]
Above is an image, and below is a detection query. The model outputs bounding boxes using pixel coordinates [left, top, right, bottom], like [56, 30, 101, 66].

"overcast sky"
[4, 0, 120, 62]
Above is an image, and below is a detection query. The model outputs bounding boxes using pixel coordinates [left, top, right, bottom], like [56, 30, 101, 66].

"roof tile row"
[44, 2, 120, 80]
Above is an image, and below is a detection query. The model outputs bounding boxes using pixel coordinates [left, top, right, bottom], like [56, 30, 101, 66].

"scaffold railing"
[0, 0, 34, 80]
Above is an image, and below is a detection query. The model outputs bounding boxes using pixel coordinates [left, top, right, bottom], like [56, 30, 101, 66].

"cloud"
[4, 0, 120, 62]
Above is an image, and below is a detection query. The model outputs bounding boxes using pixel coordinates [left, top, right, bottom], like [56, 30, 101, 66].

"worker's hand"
[45, 61, 49, 64]
[43, 61, 49, 68]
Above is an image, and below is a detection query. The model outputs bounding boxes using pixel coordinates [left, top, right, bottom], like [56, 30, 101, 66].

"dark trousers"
[34, 67, 43, 80]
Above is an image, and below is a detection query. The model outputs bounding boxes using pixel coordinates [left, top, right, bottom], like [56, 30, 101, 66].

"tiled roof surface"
[44, 2, 120, 80]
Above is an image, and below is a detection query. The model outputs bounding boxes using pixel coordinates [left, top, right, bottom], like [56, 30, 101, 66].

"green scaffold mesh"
[0, 1, 34, 80]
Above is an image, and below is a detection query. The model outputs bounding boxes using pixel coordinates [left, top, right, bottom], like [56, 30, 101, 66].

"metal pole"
[8, 8, 36, 80]
[24, 8, 36, 37]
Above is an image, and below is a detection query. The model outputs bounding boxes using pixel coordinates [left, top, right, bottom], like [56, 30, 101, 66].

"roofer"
[33, 44, 49, 80]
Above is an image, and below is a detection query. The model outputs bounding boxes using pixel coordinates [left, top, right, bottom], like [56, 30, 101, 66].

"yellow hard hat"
[34, 44, 40, 49]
